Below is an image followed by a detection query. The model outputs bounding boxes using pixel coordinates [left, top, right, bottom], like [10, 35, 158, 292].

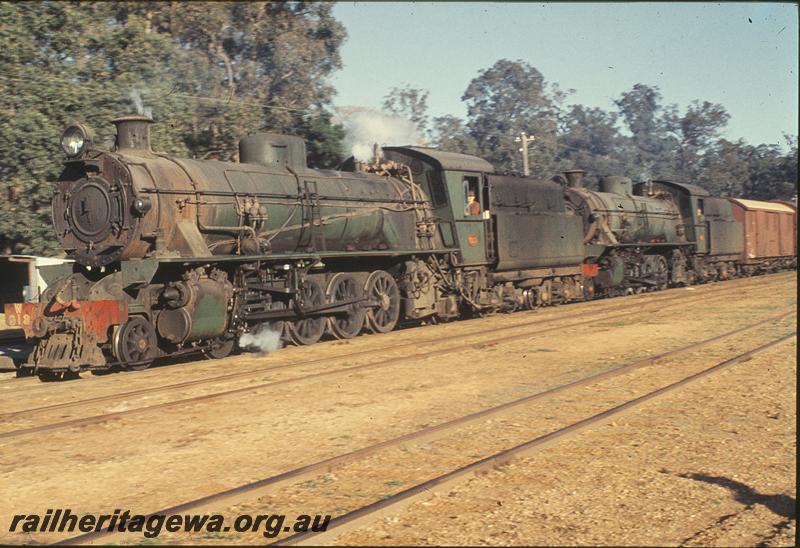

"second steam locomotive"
[4, 115, 796, 379]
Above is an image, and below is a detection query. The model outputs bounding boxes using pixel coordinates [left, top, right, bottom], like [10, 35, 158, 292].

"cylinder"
[156, 278, 230, 344]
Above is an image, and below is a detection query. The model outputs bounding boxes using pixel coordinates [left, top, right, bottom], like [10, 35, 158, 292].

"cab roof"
[382, 146, 495, 173]
[652, 180, 711, 197]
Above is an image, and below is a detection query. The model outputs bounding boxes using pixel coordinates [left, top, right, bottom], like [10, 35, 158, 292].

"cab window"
[463, 176, 481, 216]
[427, 170, 447, 207]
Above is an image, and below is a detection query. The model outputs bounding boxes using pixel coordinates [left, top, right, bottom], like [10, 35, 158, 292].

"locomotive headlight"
[60, 124, 92, 158]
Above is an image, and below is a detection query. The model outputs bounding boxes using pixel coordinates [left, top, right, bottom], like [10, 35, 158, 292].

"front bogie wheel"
[203, 337, 236, 360]
[114, 316, 157, 371]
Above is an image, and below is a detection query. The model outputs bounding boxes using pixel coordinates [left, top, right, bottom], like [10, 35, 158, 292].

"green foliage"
[737, 141, 797, 200]
[613, 83, 681, 178]
[382, 85, 430, 137]
[461, 59, 567, 175]
[416, 61, 795, 202]
[0, 0, 347, 254]
[556, 105, 628, 189]
[291, 110, 347, 169]
[429, 115, 479, 156]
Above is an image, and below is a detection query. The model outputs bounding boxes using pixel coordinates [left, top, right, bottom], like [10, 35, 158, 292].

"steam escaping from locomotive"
[239, 326, 283, 354]
[128, 88, 153, 119]
[337, 108, 421, 161]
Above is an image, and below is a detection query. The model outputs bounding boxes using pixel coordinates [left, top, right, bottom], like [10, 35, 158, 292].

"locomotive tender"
[3, 116, 795, 379]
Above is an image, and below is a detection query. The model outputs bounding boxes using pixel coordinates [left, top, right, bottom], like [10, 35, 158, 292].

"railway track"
[0, 276, 791, 441]
[0, 280, 752, 404]
[0, 271, 792, 392]
[0, 271, 789, 403]
[0, 281, 721, 389]
[53, 311, 796, 545]
[278, 332, 796, 546]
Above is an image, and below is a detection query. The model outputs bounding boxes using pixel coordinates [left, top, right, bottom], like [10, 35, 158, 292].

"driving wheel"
[326, 273, 366, 339]
[287, 277, 327, 345]
[364, 270, 400, 334]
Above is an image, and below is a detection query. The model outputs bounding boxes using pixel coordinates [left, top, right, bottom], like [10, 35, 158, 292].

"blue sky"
[330, 2, 798, 147]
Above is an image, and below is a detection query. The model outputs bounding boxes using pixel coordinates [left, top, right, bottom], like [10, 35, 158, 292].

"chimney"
[372, 142, 382, 165]
[112, 114, 153, 151]
[563, 169, 586, 188]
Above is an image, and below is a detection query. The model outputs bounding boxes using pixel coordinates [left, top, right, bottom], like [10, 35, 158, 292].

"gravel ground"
[335, 339, 796, 546]
[0, 274, 795, 545]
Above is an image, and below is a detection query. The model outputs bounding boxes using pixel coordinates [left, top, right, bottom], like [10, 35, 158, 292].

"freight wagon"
[728, 198, 797, 273]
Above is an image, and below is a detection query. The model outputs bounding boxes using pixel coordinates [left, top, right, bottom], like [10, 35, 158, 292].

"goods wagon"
[728, 198, 797, 272]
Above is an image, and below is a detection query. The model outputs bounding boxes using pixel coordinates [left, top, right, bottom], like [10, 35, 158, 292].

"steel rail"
[1, 285, 789, 442]
[0, 273, 788, 419]
[1, 271, 790, 393]
[0, 290, 668, 395]
[53, 315, 794, 546]
[0, 288, 669, 391]
[277, 332, 797, 546]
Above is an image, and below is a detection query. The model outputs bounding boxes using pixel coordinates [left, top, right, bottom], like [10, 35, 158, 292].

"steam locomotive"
[564, 174, 795, 295]
[3, 116, 796, 379]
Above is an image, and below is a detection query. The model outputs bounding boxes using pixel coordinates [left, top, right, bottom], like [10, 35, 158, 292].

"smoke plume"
[337, 108, 421, 161]
[239, 325, 283, 354]
[128, 89, 153, 119]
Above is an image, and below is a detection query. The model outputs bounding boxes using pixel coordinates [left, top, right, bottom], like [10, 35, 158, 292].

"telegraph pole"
[514, 132, 535, 176]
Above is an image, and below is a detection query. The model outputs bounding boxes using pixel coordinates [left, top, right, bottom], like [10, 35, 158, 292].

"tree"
[108, 1, 348, 159]
[429, 115, 479, 156]
[462, 59, 567, 174]
[291, 109, 346, 169]
[679, 101, 730, 149]
[671, 100, 731, 182]
[0, 2, 191, 254]
[613, 83, 679, 179]
[556, 105, 627, 188]
[695, 139, 751, 196]
[382, 85, 430, 138]
[695, 135, 797, 200]
[0, 1, 348, 254]
[778, 134, 798, 201]
[740, 143, 796, 200]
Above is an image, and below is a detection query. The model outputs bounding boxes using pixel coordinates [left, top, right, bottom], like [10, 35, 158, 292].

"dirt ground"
[335, 339, 797, 547]
[0, 273, 795, 546]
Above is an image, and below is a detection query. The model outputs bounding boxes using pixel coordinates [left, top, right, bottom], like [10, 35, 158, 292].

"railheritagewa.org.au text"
[9, 509, 330, 538]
